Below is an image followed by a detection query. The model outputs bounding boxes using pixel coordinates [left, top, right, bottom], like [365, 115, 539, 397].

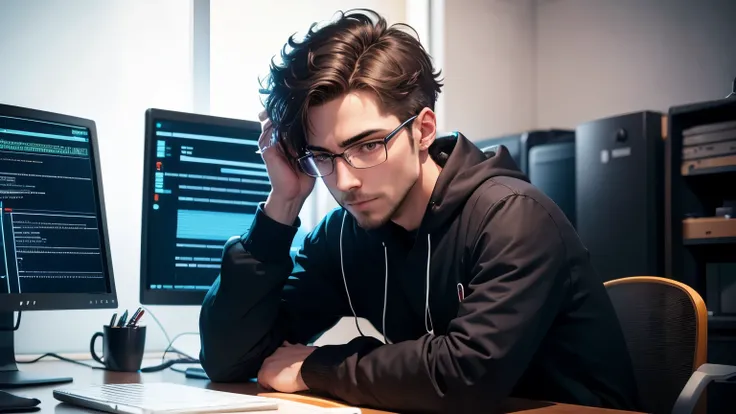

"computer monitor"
[0, 103, 117, 387]
[474, 129, 575, 174]
[474, 134, 523, 169]
[140, 109, 272, 306]
[474, 130, 576, 226]
[528, 141, 576, 226]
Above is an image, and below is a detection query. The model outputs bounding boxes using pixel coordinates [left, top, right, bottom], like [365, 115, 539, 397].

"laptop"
[53, 382, 280, 413]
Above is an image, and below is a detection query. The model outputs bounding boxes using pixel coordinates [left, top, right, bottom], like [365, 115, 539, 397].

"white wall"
[436, 0, 736, 137]
[209, 0, 407, 122]
[535, 0, 736, 129]
[441, 0, 537, 140]
[0, 0, 198, 355]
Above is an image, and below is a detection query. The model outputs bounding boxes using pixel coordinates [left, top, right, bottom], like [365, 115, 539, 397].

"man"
[199, 9, 641, 414]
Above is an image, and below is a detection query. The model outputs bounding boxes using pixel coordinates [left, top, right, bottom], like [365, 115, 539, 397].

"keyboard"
[53, 382, 279, 413]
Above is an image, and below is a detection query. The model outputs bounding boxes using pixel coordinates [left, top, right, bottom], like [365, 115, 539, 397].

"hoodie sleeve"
[199, 204, 348, 382]
[300, 195, 569, 413]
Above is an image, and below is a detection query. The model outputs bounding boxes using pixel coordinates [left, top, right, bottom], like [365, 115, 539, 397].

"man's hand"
[257, 341, 317, 393]
[257, 110, 315, 226]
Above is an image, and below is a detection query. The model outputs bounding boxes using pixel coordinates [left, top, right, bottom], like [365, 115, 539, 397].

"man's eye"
[312, 154, 331, 163]
[359, 142, 381, 152]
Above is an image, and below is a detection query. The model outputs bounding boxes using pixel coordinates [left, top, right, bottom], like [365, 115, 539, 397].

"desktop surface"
[9, 358, 645, 414]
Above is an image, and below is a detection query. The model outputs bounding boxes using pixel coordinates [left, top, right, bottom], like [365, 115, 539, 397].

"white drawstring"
[340, 212, 365, 337]
[425, 233, 435, 336]
[340, 211, 434, 341]
[382, 242, 391, 344]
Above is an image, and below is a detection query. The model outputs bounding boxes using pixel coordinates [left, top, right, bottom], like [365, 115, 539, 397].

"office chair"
[604, 276, 736, 414]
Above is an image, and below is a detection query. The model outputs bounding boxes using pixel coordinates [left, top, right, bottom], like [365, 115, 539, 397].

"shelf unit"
[666, 96, 736, 413]
[682, 164, 736, 176]
[666, 96, 736, 329]
[683, 237, 736, 246]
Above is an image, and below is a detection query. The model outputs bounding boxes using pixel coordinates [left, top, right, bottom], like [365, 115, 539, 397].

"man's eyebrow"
[306, 129, 386, 153]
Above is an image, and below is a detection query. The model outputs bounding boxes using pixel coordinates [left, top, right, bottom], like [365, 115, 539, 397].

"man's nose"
[334, 158, 361, 192]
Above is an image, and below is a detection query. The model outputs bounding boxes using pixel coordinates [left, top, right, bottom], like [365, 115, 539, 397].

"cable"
[140, 330, 200, 373]
[17, 353, 103, 369]
[140, 358, 198, 373]
[141, 306, 173, 349]
[141, 306, 199, 361]
[160, 332, 200, 364]
[140, 306, 201, 377]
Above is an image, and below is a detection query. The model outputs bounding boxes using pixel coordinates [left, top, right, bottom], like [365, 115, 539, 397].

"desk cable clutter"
[90, 306, 200, 374]
[15, 306, 199, 374]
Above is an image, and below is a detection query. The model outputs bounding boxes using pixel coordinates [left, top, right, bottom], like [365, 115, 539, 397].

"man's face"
[306, 91, 421, 229]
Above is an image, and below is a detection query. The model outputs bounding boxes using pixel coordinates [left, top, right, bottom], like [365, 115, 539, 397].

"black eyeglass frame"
[297, 115, 418, 178]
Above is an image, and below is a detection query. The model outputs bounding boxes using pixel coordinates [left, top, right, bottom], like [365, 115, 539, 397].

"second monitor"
[140, 109, 269, 306]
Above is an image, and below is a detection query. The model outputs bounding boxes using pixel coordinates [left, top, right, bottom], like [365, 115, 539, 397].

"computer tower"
[575, 111, 665, 282]
[475, 130, 576, 226]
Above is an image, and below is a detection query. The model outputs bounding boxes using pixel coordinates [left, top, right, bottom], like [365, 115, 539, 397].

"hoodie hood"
[422, 132, 528, 232]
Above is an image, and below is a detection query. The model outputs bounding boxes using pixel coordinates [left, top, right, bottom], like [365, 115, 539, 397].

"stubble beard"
[340, 176, 419, 230]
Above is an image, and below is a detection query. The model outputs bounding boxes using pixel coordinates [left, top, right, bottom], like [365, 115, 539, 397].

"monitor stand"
[0, 312, 73, 388]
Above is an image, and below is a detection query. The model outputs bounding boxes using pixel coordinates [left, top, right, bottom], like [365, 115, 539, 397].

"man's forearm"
[199, 275, 289, 381]
[264, 194, 305, 226]
[300, 336, 446, 412]
[199, 205, 299, 381]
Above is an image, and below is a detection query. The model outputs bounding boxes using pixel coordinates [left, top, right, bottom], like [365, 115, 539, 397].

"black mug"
[90, 325, 146, 372]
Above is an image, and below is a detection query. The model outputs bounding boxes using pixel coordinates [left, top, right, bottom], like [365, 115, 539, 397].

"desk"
[7, 359, 644, 414]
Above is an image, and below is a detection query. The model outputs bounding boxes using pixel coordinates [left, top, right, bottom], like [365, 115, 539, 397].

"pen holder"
[90, 324, 146, 372]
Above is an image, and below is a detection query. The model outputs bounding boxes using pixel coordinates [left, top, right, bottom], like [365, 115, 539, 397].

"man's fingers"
[258, 120, 272, 143]
[257, 120, 274, 155]
[256, 366, 272, 390]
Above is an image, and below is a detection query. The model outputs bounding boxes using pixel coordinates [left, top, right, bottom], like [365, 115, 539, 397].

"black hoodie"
[198, 133, 641, 413]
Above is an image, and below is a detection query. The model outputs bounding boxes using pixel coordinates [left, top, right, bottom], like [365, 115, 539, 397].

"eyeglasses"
[298, 115, 418, 178]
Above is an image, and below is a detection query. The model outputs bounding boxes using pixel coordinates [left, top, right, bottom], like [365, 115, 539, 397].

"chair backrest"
[604, 276, 708, 414]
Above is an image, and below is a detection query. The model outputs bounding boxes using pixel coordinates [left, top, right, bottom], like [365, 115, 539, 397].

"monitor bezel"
[0, 103, 118, 312]
[140, 108, 263, 306]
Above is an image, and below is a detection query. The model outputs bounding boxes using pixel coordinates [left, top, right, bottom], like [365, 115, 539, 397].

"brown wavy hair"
[259, 8, 443, 163]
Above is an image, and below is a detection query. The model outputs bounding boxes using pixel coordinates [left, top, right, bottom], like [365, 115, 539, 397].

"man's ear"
[415, 107, 437, 151]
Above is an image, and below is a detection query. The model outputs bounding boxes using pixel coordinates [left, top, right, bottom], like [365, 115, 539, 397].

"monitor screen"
[0, 104, 116, 312]
[140, 109, 269, 305]
[474, 135, 522, 172]
[528, 141, 576, 226]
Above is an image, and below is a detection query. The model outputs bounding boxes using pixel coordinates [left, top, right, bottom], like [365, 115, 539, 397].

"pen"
[127, 307, 143, 326]
[129, 309, 145, 327]
[109, 313, 117, 327]
[117, 309, 128, 327]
